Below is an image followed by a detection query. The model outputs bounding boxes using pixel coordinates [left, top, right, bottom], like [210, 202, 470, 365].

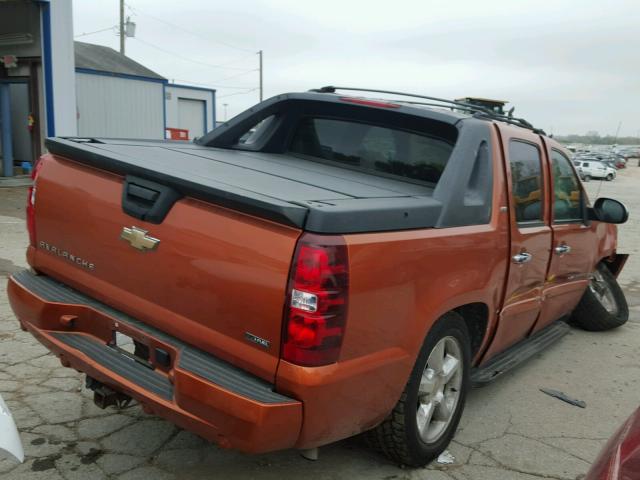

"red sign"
[2, 55, 18, 68]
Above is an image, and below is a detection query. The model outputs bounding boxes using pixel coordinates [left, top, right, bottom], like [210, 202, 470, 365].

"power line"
[209, 68, 259, 84]
[130, 36, 259, 91]
[126, 4, 254, 54]
[124, 3, 263, 102]
[218, 88, 259, 99]
[74, 26, 117, 38]
[132, 37, 255, 72]
[170, 79, 257, 90]
[200, 52, 257, 69]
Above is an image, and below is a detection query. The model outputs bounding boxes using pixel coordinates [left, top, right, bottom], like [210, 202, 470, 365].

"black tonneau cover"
[45, 137, 442, 233]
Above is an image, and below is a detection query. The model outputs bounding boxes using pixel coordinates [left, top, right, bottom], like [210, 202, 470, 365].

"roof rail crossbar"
[310, 86, 495, 114]
[389, 99, 493, 115]
[310, 86, 543, 134]
[471, 111, 541, 133]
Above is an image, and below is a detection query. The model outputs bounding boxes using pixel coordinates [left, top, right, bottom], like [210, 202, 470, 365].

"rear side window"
[289, 117, 454, 184]
[238, 115, 276, 145]
[509, 140, 544, 225]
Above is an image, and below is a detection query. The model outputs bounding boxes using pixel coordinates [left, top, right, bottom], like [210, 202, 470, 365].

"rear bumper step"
[11, 270, 290, 404]
[471, 321, 570, 387]
[7, 270, 302, 453]
[52, 332, 174, 400]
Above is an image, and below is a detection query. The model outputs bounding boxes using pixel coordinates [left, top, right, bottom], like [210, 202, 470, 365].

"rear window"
[289, 117, 455, 185]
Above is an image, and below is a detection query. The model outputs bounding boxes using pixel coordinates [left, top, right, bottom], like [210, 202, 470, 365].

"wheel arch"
[452, 303, 490, 359]
[601, 253, 629, 278]
[417, 301, 491, 364]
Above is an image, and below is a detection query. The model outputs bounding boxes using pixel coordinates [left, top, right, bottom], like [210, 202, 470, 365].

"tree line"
[555, 134, 639, 145]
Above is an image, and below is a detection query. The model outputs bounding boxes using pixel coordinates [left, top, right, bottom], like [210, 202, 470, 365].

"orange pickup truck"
[7, 87, 630, 466]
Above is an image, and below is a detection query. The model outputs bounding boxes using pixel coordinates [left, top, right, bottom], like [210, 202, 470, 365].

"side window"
[237, 115, 276, 145]
[509, 140, 544, 225]
[551, 150, 583, 223]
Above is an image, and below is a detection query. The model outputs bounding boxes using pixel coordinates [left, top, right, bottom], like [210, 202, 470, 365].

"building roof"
[74, 41, 165, 80]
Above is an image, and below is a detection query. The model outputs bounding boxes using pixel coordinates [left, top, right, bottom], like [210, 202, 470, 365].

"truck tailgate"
[31, 155, 301, 382]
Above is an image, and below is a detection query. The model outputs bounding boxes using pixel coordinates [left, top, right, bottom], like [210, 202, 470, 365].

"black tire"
[606, 174, 614, 181]
[584, 175, 591, 181]
[365, 312, 471, 467]
[571, 262, 628, 331]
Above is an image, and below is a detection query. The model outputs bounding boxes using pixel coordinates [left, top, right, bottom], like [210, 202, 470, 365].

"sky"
[73, 0, 639, 137]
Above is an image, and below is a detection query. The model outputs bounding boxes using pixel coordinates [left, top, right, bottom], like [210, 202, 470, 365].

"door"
[483, 125, 552, 360]
[532, 142, 598, 332]
[9, 83, 33, 163]
[177, 98, 206, 139]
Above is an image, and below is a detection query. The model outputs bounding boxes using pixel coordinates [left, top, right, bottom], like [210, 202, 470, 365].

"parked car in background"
[596, 154, 627, 170]
[607, 155, 625, 169]
[600, 160, 619, 171]
[573, 160, 617, 181]
[7, 87, 631, 467]
[0, 394, 24, 464]
[585, 406, 640, 480]
[614, 157, 627, 169]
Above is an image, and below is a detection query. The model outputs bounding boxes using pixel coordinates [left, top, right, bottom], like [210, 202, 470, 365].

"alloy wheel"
[589, 270, 618, 315]
[416, 336, 463, 444]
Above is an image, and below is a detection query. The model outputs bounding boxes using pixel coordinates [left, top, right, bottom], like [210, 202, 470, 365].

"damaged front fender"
[0, 394, 24, 463]
[604, 253, 629, 278]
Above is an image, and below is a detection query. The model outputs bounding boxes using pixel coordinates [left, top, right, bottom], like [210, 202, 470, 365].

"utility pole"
[613, 121, 622, 144]
[258, 50, 263, 102]
[119, 0, 125, 55]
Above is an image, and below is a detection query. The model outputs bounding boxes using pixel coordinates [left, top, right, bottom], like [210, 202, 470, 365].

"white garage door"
[178, 98, 206, 140]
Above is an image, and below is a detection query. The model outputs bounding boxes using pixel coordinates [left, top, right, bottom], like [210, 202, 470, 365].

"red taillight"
[282, 234, 349, 366]
[26, 158, 45, 246]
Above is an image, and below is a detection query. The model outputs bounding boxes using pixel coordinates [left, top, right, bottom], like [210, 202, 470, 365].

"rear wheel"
[571, 262, 628, 331]
[366, 312, 470, 466]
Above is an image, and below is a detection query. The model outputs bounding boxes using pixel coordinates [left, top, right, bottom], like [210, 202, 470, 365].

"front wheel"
[366, 312, 471, 466]
[584, 174, 591, 182]
[606, 173, 614, 181]
[571, 262, 628, 331]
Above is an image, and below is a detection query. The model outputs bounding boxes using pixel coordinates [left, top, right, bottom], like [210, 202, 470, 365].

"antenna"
[258, 50, 263, 102]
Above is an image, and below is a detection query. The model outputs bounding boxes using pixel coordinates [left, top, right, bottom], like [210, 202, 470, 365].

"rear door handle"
[512, 252, 532, 264]
[554, 244, 572, 255]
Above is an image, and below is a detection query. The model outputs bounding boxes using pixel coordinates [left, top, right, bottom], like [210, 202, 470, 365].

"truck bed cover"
[46, 137, 442, 233]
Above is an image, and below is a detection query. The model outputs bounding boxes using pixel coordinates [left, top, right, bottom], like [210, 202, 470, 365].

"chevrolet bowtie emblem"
[120, 226, 160, 252]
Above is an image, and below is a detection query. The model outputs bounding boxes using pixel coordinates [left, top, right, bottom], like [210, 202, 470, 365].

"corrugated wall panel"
[76, 73, 164, 139]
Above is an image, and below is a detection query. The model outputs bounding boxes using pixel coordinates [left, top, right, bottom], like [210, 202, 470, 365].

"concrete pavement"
[0, 166, 638, 479]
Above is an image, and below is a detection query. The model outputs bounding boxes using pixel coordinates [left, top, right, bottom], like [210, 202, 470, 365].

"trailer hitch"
[86, 376, 132, 410]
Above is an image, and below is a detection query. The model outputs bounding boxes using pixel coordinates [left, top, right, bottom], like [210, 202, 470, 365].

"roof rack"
[309, 86, 545, 134]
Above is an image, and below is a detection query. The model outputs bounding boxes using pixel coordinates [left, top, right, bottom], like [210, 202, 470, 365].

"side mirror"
[588, 198, 629, 224]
